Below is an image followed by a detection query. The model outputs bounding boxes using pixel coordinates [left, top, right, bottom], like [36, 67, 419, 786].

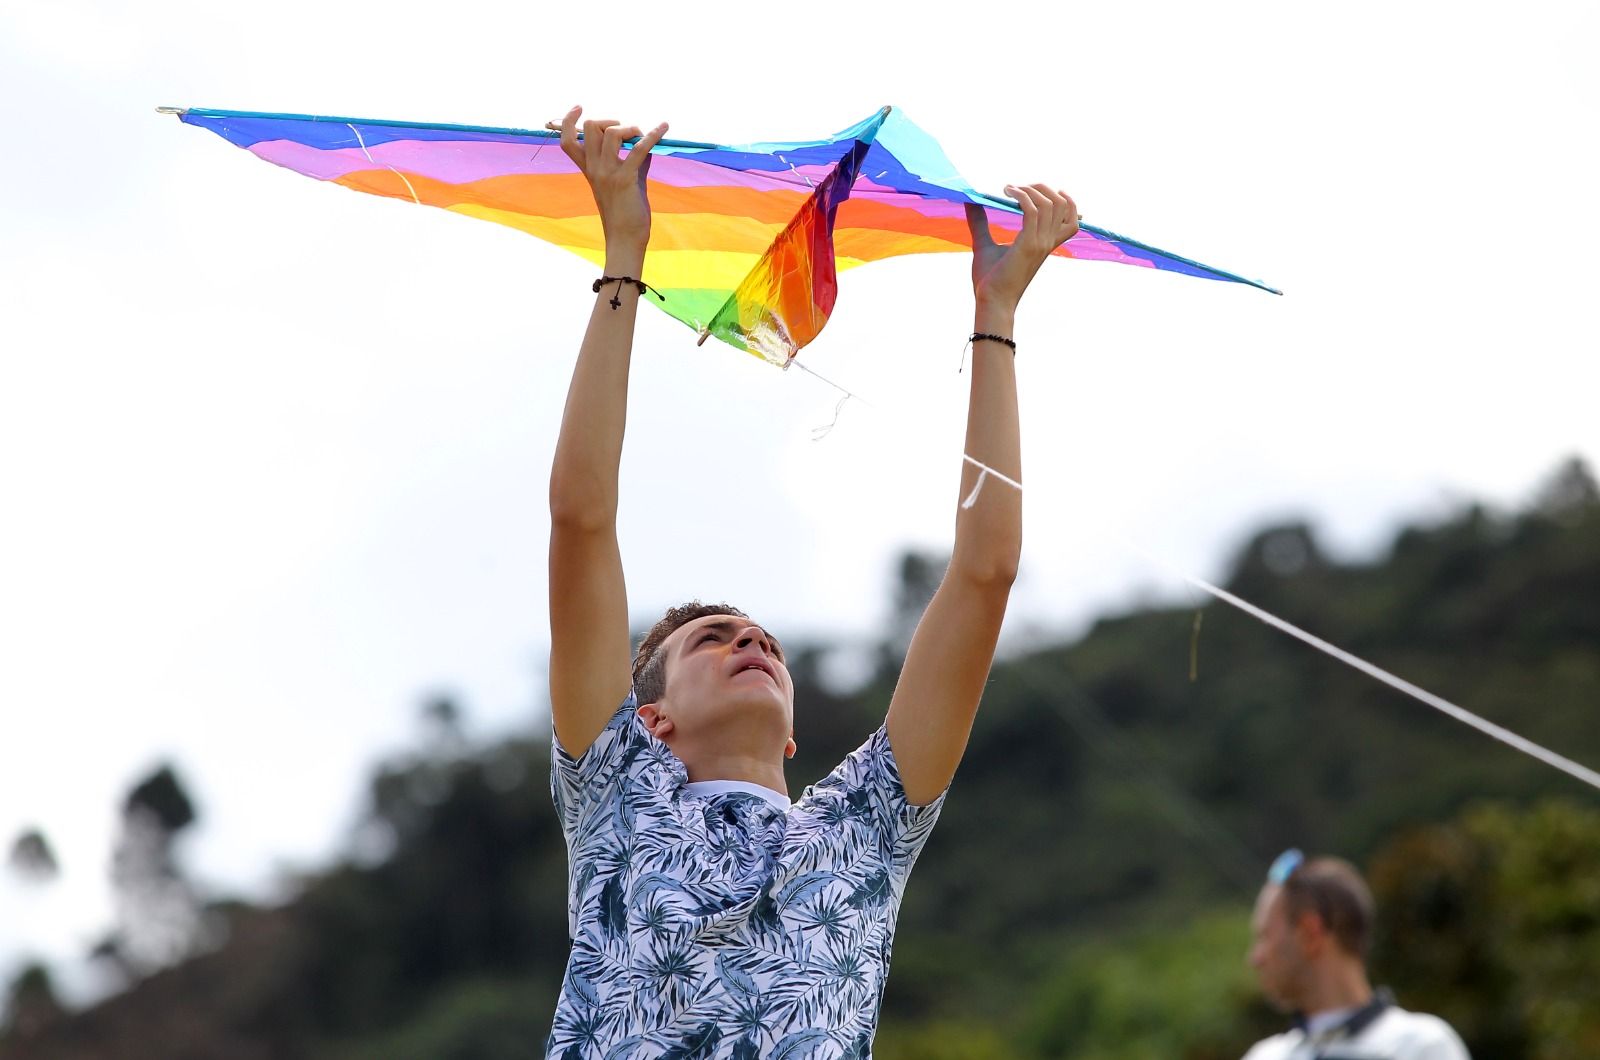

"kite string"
[786, 356, 1022, 497]
[962, 453, 1021, 491]
[1129, 545, 1600, 793]
[346, 123, 422, 206]
[786, 359, 864, 440]
[811, 393, 850, 440]
[780, 360, 1599, 793]
[960, 455, 1022, 509]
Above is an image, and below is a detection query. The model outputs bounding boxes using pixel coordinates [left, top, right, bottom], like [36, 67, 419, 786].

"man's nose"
[734, 627, 771, 654]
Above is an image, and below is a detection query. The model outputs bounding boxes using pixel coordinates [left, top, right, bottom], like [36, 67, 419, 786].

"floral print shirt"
[546, 694, 945, 1059]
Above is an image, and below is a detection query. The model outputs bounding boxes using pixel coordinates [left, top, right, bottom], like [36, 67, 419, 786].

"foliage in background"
[2, 458, 1596, 1059]
[1369, 800, 1600, 1060]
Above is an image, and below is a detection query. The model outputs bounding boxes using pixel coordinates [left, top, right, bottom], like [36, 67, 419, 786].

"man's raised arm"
[886, 186, 1080, 806]
[547, 108, 667, 757]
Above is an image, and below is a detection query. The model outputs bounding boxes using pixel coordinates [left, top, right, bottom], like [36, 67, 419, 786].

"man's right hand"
[558, 106, 667, 256]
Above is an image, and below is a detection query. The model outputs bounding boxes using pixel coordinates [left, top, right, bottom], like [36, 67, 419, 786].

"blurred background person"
[1244, 850, 1470, 1059]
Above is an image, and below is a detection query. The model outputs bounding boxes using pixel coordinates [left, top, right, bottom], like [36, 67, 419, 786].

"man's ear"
[784, 736, 797, 760]
[637, 702, 674, 740]
[1292, 908, 1328, 956]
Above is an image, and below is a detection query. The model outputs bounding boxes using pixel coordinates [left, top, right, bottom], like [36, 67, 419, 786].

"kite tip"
[156, 106, 187, 116]
[696, 327, 712, 347]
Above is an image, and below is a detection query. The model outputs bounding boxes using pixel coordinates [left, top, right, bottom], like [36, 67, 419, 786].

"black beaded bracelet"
[969, 332, 1017, 353]
[593, 275, 666, 309]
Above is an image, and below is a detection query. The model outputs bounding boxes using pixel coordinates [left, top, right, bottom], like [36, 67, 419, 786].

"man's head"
[1249, 851, 1375, 1012]
[631, 601, 796, 769]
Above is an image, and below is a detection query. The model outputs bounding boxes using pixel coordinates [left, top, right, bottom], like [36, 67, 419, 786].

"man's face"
[650, 614, 795, 749]
[1249, 884, 1309, 1012]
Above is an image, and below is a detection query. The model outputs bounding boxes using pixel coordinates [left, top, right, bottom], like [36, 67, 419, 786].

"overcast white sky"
[2, 0, 1596, 997]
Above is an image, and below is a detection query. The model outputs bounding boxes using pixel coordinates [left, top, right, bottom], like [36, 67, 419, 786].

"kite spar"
[164, 105, 1279, 364]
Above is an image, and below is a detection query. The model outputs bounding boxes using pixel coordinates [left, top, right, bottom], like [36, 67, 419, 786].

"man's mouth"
[733, 660, 775, 682]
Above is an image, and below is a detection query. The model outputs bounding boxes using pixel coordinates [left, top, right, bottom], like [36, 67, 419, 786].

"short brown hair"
[1284, 856, 1375, 958]
[632, 601, 748, 706]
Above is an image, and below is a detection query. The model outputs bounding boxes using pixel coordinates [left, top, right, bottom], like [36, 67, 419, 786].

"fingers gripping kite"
[163, 104, 1278, 365]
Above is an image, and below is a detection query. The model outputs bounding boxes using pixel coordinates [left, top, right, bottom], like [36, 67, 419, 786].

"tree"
[1, 964, 62, 1041]
[1369, 799, 1600, 1060]
[5, 831, 57, 884]
[1530, 455, 1598, 526]
[878, 550, 946, 675]
[110, 764, 205, 973]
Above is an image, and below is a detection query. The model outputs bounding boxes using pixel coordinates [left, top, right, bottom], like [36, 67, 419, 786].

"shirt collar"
[1294, 988, 1395, 1040]
[683, 779, 792, 812]
[1303, 1007, 1360, 1037]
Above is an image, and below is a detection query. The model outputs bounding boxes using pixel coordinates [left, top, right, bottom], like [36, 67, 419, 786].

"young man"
[544, 107, 1077, 1059]
[1244, 851, 1470, 1059]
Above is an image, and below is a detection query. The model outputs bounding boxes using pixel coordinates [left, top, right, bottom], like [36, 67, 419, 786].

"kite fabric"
[168, 105, 1279, 364]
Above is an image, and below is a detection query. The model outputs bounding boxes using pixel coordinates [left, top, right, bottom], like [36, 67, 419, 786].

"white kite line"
[782, 354, 1598, 793]
[1155, 560, 1600, 793]
[960, 454, 1022, 509]
[784, 358, 1022, 507]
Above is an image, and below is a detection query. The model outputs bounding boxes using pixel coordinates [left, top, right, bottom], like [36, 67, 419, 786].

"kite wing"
[168, 105, 1277, 364]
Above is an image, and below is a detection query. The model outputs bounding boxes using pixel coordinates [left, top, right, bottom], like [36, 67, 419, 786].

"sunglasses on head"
[1267, 848, 1304, 885]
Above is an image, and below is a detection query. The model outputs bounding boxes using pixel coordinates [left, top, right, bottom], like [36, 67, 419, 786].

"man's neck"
[679, 748, 788, 796]
[1298, 961, 1373, 1020]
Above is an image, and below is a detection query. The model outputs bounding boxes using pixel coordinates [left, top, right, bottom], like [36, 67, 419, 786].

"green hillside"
[5, 458, 1597, 1059]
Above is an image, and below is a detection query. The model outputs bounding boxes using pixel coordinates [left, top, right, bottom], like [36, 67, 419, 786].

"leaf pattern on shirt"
[545, 694, 944, 1058]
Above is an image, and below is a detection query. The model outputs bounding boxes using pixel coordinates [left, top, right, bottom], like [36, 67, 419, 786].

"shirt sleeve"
[550, 691, 646, 839]
[1239, 1035, 1292, 1060]
[800, 724, 947, 878]
[1407, 1016, 1471, 1060]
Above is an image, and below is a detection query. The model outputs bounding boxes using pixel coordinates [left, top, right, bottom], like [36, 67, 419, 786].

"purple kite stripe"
[247, 138, 578, 183]
[1062, 237, 1156, 266]
[842, 191, 1024, 225]
[248, 140, 367, 181]
[248, 136, 822, 197]
[345, 138, 576, 181]
[641, 155, 811, 193]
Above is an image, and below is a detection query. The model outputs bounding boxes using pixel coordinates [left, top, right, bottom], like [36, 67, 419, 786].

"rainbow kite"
[167, 105, 1277, 363]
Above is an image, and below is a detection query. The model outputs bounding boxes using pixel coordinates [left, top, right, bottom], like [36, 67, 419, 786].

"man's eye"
[698, 631, 720, 645]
